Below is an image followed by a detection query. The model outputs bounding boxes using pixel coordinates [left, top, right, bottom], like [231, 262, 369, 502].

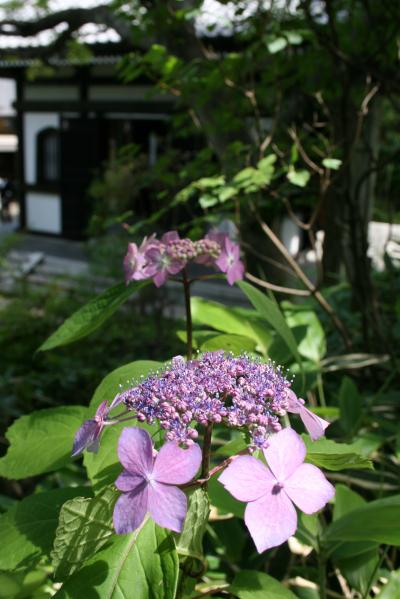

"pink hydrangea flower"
[219, 428, 334, 553]
[72, 400, 109, 456]
[123, 235, 158, 283]
[145, 231, 186, 287]
[286, 390, 330, 441]
[215, 236, 244, 285]
[113, 427, 202, 534]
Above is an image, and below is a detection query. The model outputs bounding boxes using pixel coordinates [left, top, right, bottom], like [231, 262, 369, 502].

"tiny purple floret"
[113, 427, 201, 534]
[219, 428, 335, 552]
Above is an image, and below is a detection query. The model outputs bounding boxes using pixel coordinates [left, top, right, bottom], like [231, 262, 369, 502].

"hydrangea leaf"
[0, 487, 91, 571]
[230, 570, 297, 598]
[0, 406, 88, 480]
[303, 436, 373, 471]
[200, 333, 257, 354]
[208, 476, 244, 519]
[325, 494, 400, 547]
[53, 519, 179, 599]
[52, 486, 119, 581]
[39, 281, 148, 351]
[176, 488, 210, 574]
[237, 281, 303, 370]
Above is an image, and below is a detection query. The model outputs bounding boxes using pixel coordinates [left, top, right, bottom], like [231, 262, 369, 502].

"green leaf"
[54, 519, 179, 599]
[322, 158, 342, 170]
[267, 37, 288, 54]
[176, 488, 210, 574]
[287, 168, 310, 187]
[230, 570, 297, 598]
[282, 302, 326, 363]
[378, 570, 400, 598]
[304, 436, 373, 471]
[200, 333, 257, 354]
[199, 194, 219, 209]
[325, 494, 400, 547]
[191, 297, 271, 355]
[339, 376, 362, 437]
[0, 406, 87, 480]
[215, 435, 247, 457]
[90, 360, 163, 410]
[52, 487, 119, 581]
[39, 281, 147, 351]
[237, 281, 303, 369]
[333, 484, 365, 521]
[0, 487, 91, 571]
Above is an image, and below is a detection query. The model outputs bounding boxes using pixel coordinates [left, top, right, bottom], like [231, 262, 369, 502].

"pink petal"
[299, 408, 330, 441]
[113, 484, 148, 534]
[148, 482, 187, 533]
[284, 463, 335, 514]
[286, 389, 302, 413]
[117, 427, 153, 476]
[153, 442, 201, 485]
[244, 488, 297, 553]
[153, 269, 168, 287]
[215, 253, 228, 273]
[161, 231, 180, 243]
[263, 428, 306, 481]
[227, 261, 244, 285]
[115, 470, 145, 492]
[167, 260, 185, 275]
[219, 455, 276, 502]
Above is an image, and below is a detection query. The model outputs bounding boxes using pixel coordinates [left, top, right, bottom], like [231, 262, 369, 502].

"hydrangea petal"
[115, 470, 145, 492]
[244, 488, 297, 553]
[263, 428, 306, 481]
[284, 463, 335, 514]
[153, 269, 168, 288]
[117, 427, 153, 476]
[153, 442, 201, 485]
[71, 419, 98, 457]
[148, 481, 187, 533]
[219, 456, 275, 502]
[95, 400, 109, 420]
[113, 484, 148, 534]
[299, 408, 330, 441]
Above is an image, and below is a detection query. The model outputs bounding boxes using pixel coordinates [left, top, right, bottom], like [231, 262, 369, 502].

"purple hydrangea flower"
[113, 427, 201, 534]
[215, 236, 245, 285]
[145, 231, 187, 287]
[219, 428, 335, 552]
[123, 235, 158, 283]
[118, 352, 291, 448]
[72, 400, 109, 456]
[286, 390, 330, 441]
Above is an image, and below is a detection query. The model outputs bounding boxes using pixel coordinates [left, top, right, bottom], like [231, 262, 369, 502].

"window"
[37, 127, 60, 183]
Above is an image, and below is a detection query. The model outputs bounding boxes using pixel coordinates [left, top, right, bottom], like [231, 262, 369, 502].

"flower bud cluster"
[116, 351, 291, 448]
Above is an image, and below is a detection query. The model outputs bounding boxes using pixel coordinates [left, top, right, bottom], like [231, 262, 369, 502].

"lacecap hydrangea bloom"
[123, 230, 244, 287]
[72, 352, 333, 552]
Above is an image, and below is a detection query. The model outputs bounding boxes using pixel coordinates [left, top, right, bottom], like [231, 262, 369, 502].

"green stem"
[201, 424, 213, 484]
[318, 551, 327, 599]
[182, 269, 193, 360]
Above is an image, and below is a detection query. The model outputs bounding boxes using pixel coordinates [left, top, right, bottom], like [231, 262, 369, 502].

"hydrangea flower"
[286, 390, 330, 440]
[219, 428, 334, 552]
[117, 352, 291, 447]
[123, 230, 244, 287]
[113, 427, 201, 534]
[71, 400, 110, 456]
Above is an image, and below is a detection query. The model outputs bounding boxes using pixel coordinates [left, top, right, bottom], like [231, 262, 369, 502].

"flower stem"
[182, 269, 193, 360]
[201, 423, 213, 484]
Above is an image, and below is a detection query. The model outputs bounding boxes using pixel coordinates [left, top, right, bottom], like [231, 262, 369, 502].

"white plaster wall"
[24, 112, 59, 184]
[26, 191, 61, 234]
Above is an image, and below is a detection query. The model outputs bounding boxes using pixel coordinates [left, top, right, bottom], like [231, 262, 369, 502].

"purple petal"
[215, 253, 228, 273]
[286, 389, 303, 413]
[71, 419, 98, 457]
[299, 408, 330, 441]
[115, 470, 146, 492]
[148, 482, 187, 533]
[244, 487, 298, 553]
[153, 442, 201, 485]
[153, 269, 168, 287]
[219, 456, 275, 502]
[263, 428, 306, 481]
[284, 463, 335, 514]
[95, 399, 109, 420]
[227, 261, 244, 285]
[113, 484, 148, 534]
[161, 231, 180, 243]
[167, 260, 185, 276]
[117, 427, 153, 476]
